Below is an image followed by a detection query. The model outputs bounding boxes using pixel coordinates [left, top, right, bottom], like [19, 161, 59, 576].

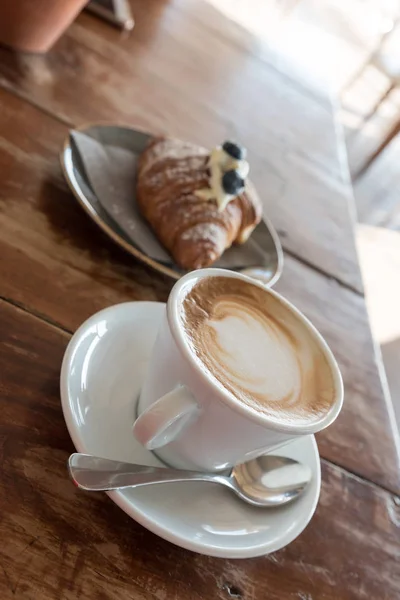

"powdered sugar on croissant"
[136, 137, 262, 270]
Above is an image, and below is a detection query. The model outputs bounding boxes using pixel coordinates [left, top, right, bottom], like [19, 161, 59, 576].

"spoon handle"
[68, 453, 226, 491]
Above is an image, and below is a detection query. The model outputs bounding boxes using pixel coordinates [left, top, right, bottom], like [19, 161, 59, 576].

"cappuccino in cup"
[134, 269, 343, 472]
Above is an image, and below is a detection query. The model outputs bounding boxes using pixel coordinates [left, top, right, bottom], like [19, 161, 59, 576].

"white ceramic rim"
[168, 268, 344, 435]
[60, 302, 321, 558]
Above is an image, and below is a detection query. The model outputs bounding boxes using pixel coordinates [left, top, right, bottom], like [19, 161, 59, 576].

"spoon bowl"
[231, 454, 313, 506]
[68, 453, 312, 508]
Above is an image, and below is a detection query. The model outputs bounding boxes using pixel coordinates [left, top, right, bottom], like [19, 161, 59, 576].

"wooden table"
[0, 1, 399, 598]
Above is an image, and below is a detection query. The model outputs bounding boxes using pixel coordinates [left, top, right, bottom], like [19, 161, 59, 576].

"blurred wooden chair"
[344, 18, 400, 177]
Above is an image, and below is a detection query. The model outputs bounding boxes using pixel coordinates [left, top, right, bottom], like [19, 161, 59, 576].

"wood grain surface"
[0, 88, 171, 330]
[1, 299, 400, 600]
[0, 86, 398, 492]
[0, 0, 362, 292]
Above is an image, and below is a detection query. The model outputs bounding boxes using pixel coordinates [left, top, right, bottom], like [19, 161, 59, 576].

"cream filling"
[195, 146, 249, 211]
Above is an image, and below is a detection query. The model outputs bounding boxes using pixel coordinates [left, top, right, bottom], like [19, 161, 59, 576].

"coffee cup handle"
[133, 385, 201, 450]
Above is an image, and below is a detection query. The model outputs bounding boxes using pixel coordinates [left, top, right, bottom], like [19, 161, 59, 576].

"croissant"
[136, 137, 262, 270]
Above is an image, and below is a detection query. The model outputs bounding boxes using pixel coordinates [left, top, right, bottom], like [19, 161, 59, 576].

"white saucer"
[60, 302, 321, 558]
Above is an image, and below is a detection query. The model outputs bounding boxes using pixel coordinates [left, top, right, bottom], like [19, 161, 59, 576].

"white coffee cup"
[133, 268, 343, 471]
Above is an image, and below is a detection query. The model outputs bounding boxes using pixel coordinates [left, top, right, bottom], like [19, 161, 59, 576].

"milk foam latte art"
[180, 276, 336, 427]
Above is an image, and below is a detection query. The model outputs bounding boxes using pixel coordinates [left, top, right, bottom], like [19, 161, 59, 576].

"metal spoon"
[68, 453, 312, 507]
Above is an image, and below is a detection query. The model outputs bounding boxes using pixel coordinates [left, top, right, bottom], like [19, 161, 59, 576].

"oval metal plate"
[60, 123, 283, 285]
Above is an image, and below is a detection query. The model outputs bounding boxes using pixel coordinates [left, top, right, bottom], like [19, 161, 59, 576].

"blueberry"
[222, 141, 246, 160]
[222, 170, 245, 195]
